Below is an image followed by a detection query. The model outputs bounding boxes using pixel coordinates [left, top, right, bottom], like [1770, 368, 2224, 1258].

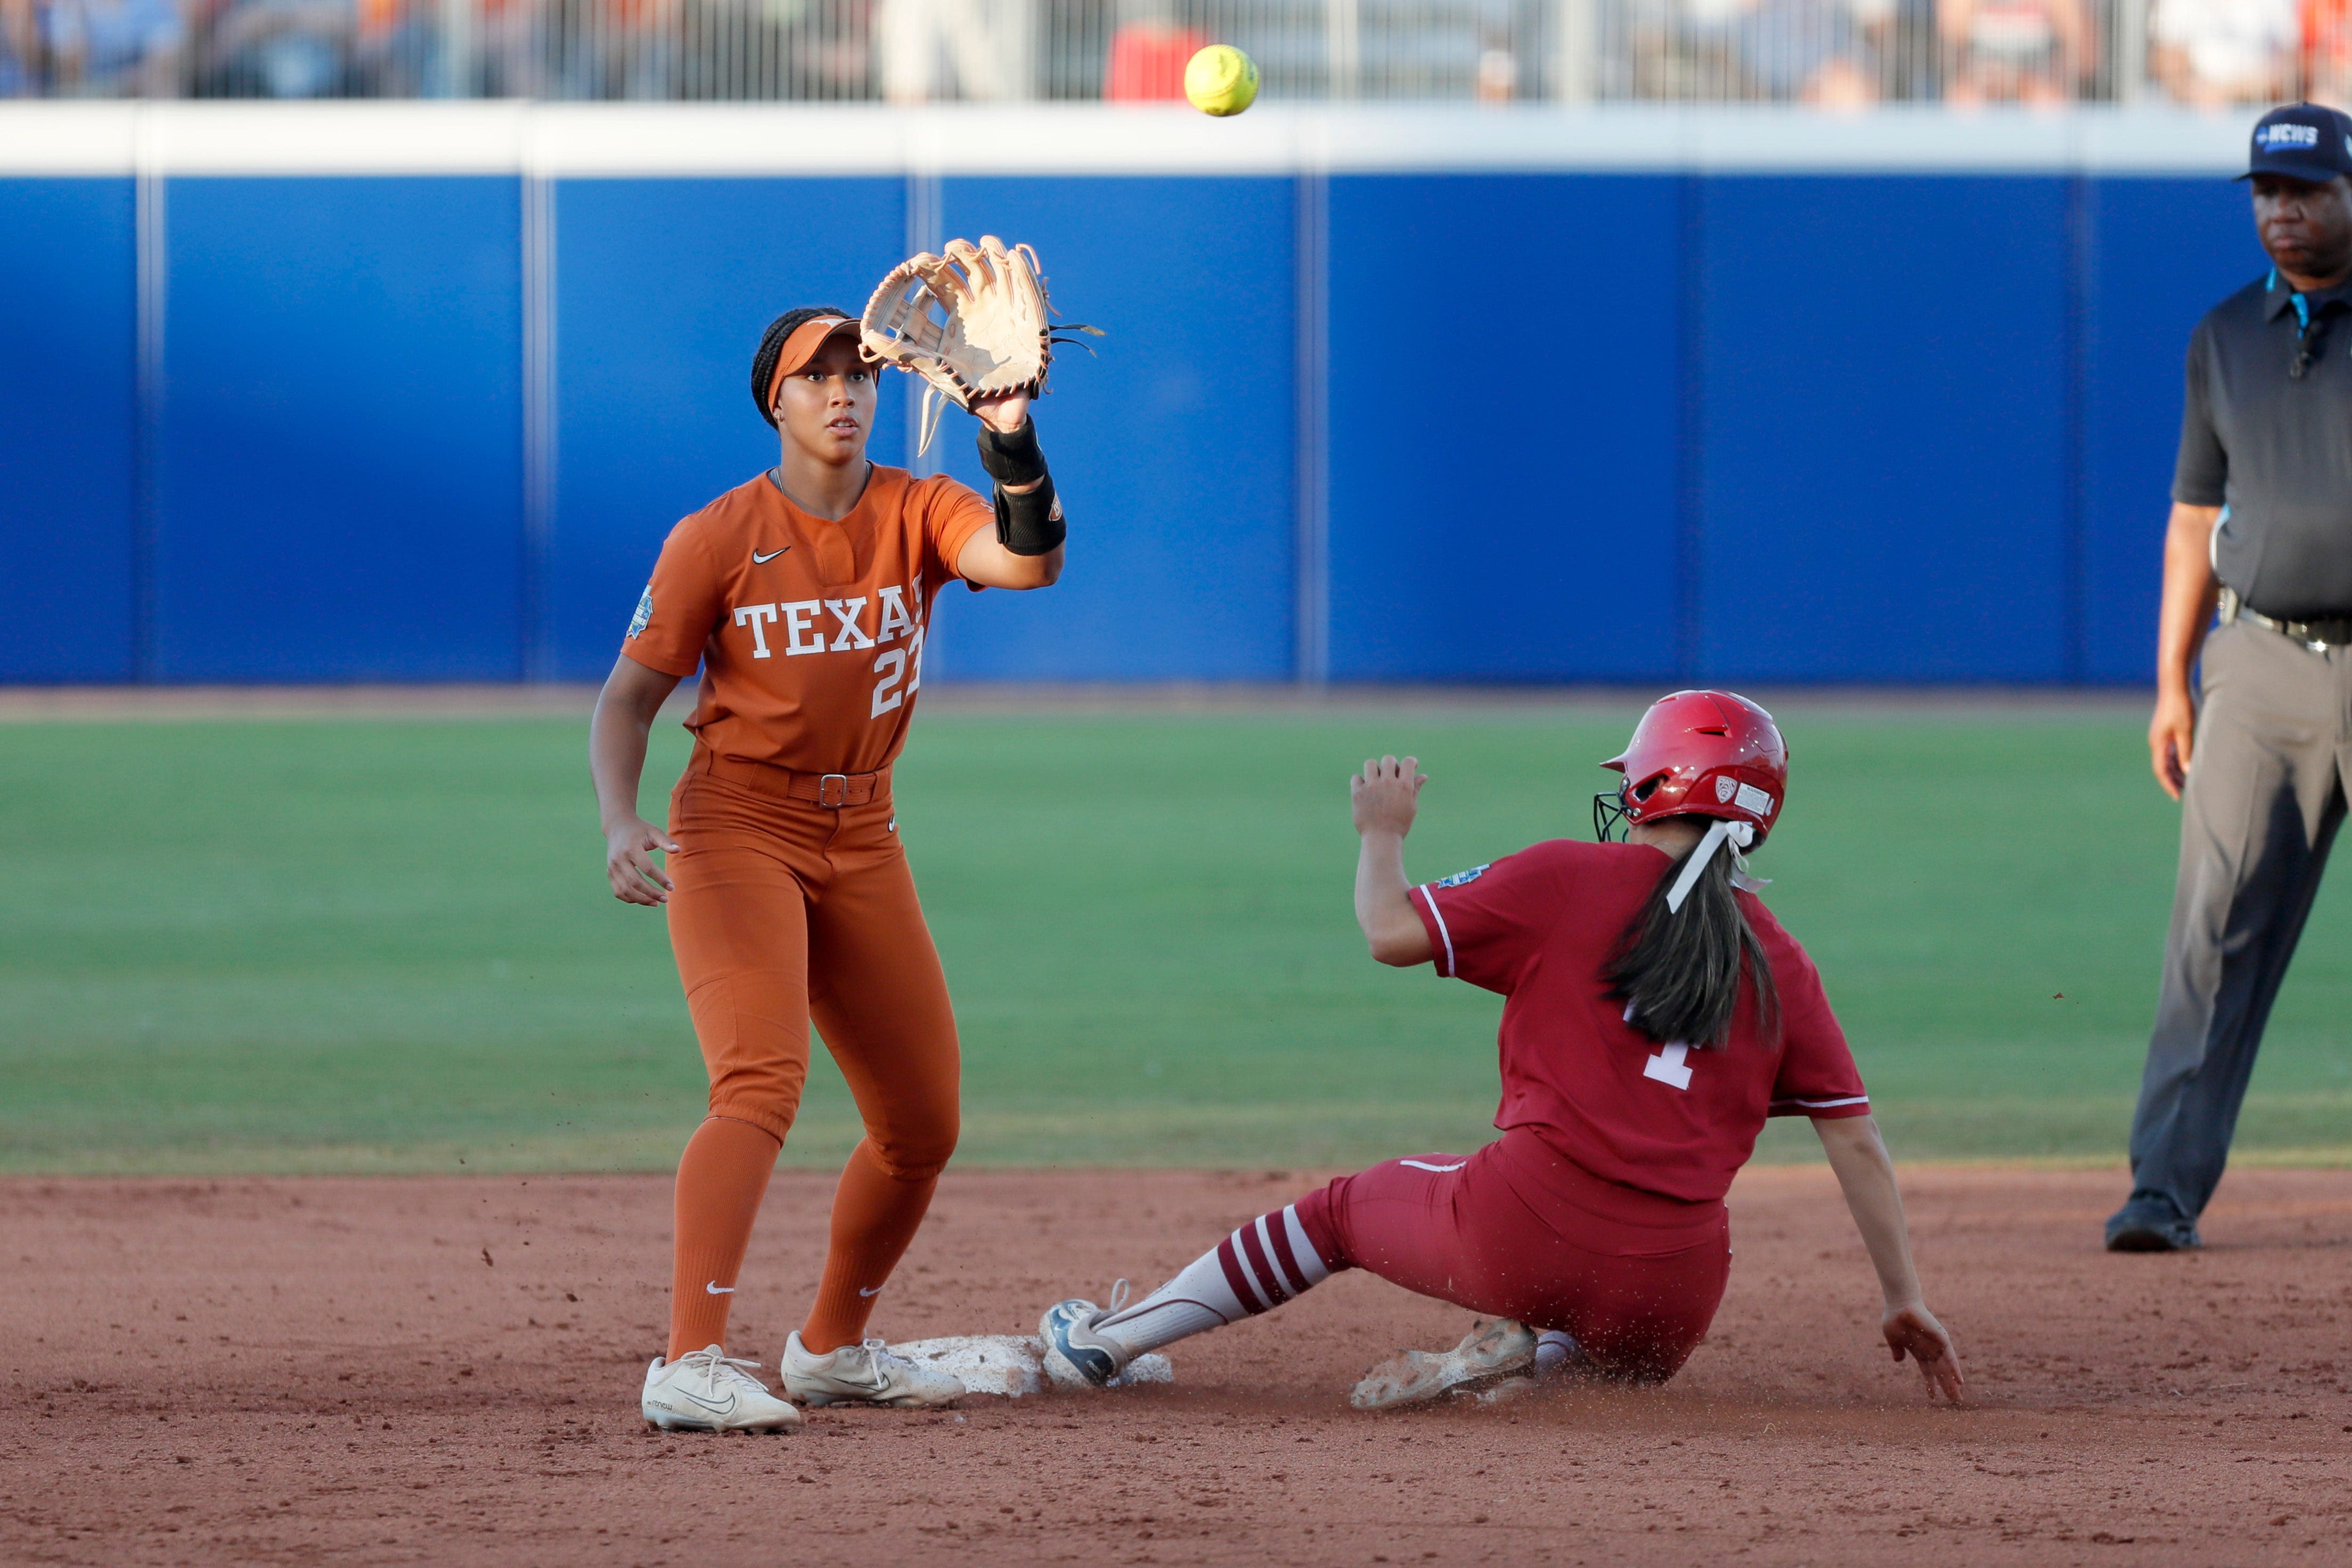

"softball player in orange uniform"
[590, 307, 1067, 1431]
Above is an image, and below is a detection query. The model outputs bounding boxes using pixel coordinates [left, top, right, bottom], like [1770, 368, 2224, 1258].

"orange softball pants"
[660, 747, 960, 1360]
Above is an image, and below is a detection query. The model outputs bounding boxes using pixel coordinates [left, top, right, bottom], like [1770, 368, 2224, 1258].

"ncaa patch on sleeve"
[1433, 864, 1489, 888]
[626, 585, 654, 640]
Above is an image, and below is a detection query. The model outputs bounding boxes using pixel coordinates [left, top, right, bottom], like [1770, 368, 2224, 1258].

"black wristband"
[975, 419, 1049, 487]
[994, 475, 1065, 556]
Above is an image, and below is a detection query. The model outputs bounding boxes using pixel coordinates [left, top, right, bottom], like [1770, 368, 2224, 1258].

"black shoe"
[2105, 1203, 2200, 1252]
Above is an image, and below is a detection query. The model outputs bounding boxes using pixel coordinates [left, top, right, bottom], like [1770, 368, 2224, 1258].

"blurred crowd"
[2, 0, 2345, 106]
[1648, 0, 2343, 107]
[0, 0, 885, 99]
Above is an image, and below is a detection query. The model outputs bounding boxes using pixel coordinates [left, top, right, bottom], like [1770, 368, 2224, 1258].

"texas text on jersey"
[623, 465, 994, 775]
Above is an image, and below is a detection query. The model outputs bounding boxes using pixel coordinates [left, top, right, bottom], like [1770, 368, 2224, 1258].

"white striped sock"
[1095, 1204, 1330, 1358]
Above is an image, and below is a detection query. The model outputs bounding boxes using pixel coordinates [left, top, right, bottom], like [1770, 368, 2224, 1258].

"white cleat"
[1350, 1318, 1537, 1411]
[1038, 1280, 1134, 1390]
[1451, 1328, 1594, 1405]
[781, 1332, 967, 1409]
[641, 1345, 803, 1433]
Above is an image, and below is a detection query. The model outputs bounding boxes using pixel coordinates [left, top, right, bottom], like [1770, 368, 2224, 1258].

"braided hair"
[750, 306, 856, 428]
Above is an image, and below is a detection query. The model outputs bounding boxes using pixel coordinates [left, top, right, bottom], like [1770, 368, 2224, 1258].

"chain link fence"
[3, 0, 2339, 108]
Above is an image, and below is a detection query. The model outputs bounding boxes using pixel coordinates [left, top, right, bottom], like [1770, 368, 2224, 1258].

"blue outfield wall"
[929, 176, 1299, 683]
[550, 177, 909, 681]
[1327, 174, 1681, 683]
[155, 177, 526, 682]
[0, 129, 2276, 686]
[1, 177, 137, 682]
[1697, 176, 2076, 683]
[2080, 176, 2258, 684]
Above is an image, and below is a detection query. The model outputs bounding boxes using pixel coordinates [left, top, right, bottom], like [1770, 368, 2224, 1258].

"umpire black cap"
[2242, 103, 2352, 183]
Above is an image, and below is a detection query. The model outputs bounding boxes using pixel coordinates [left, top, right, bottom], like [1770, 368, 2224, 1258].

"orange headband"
[766, 316, 859, 411]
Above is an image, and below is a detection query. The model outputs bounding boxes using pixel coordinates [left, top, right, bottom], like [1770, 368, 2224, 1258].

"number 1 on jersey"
[1622, 1000, 1695, 1091]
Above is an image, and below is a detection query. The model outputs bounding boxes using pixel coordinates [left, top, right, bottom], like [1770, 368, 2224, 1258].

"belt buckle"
[2281, 617, 2333, 652]
[816, 773, 851, 807]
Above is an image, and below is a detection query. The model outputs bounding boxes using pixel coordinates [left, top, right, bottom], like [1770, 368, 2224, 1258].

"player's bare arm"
[1812, 1112, 1966, 1402]
[2149, 502, 2221, 799]
[590, 654, 684, 907]
[1353, 755, 1433, 965]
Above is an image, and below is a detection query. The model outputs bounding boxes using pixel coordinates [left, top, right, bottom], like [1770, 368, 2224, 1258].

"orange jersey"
[623, 466, 995, 774]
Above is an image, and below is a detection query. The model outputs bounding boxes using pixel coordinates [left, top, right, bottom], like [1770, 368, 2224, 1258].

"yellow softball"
[1185, 44, 1259, 117]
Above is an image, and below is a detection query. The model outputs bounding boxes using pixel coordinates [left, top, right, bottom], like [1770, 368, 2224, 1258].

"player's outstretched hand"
[1351, 755, 1427, 839]
[1882, 1302, 1965, 1403]
[972, 388, 1031, 435]
[607, 816, 681, 907]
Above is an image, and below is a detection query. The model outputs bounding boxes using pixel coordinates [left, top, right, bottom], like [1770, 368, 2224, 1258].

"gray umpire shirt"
[2175, 271, 2352, 619]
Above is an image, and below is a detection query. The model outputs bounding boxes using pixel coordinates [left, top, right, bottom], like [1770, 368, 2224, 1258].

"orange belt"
[689, 749, 889, 807]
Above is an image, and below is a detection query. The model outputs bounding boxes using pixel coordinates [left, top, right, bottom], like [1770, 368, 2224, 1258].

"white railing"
[3, 0, 2334, 107]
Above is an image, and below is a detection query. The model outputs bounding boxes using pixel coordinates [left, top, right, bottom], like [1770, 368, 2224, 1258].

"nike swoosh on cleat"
[753, 547, 789, 564]
[706, 1281, 735, 1295]
[857, 1286, 882, 1297]
[1046, 1322, 1119, 1386]
[679, 1389, 738, 1415]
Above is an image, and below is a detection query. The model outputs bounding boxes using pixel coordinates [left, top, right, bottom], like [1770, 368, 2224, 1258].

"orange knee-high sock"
[666, 1115, 783, 1362]
[799, 1139, 941, 1353]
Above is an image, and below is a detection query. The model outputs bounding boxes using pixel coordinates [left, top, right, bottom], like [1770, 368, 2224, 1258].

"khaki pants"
[2128, 619, 2352, 1221]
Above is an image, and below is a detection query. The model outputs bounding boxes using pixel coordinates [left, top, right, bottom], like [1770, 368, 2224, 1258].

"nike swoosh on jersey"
[753, 546, 790, 564]
[705, 1281, 735, 1295]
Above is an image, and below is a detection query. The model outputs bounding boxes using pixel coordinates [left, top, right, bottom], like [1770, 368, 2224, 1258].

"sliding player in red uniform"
[1039, 692, 1964, 1406]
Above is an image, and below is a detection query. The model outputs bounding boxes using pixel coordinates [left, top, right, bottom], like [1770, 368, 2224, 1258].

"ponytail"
[1605, 837, 1778, 1050]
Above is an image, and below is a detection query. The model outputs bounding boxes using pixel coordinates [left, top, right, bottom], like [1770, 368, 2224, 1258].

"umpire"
[2110, 103, 2352, 1253]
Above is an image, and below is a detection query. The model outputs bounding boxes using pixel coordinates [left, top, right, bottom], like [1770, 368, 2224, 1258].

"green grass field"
[6, 701, 2349, 1174]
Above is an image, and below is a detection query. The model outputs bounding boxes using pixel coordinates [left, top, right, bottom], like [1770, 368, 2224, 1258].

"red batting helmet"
[1594, 690, 1788, 846]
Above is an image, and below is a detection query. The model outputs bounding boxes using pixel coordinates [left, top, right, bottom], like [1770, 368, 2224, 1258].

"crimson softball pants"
[1293, 1126, 1731, 1383]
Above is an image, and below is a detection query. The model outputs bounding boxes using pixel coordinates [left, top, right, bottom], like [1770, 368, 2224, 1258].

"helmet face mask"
[1591, 772, 1668, 843]
[1592, 783, 1630, 843]
[1595, 691, 1788, 846]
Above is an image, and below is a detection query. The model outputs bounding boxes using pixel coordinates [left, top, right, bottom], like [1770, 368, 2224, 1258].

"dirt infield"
[5, 1166, 2347, 1567]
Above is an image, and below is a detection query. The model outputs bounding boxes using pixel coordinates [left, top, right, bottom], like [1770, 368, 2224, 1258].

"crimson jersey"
[1410, 838, 1868, 1205]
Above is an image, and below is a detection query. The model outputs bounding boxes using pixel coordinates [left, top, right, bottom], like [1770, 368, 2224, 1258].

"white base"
[891, 1334, 1172, 1398]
